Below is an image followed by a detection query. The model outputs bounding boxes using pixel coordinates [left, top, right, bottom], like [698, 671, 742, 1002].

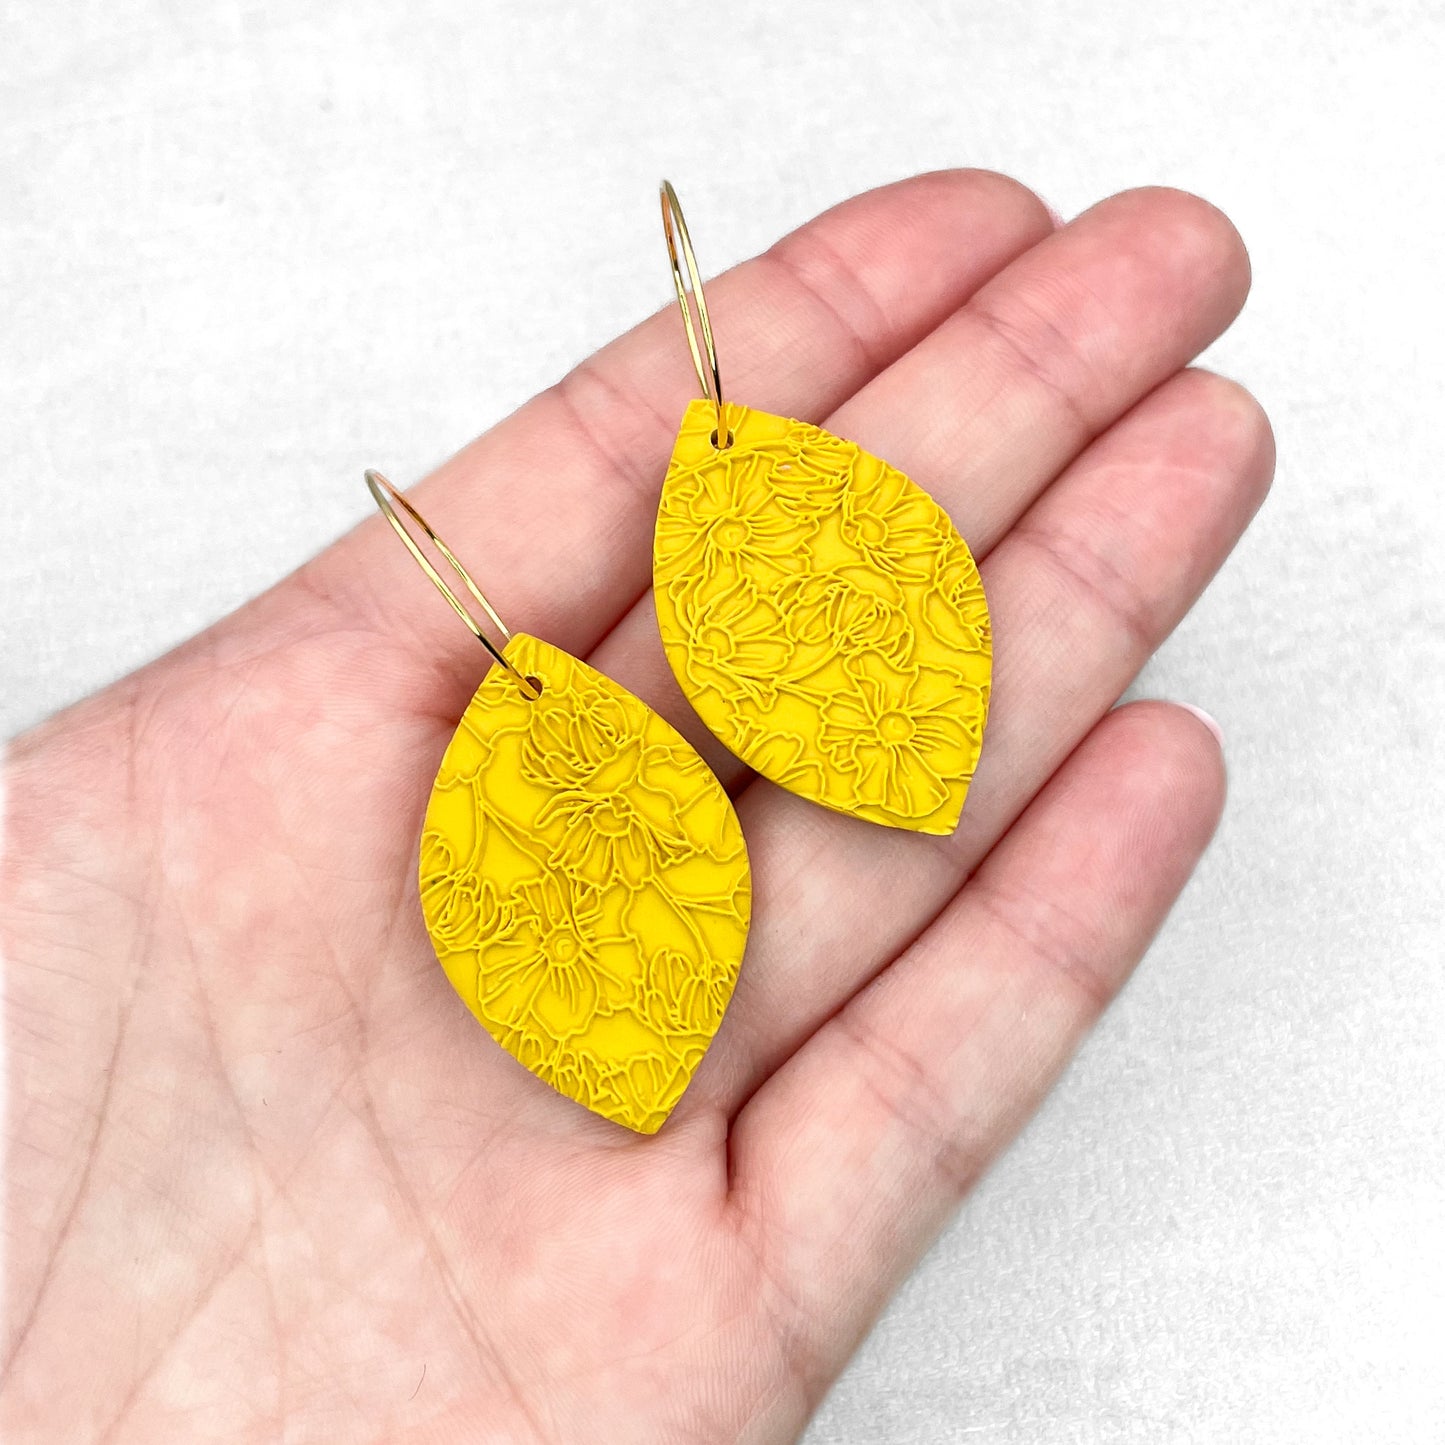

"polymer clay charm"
[367, 472, 750, 1133]
[654, 400, 990, 834]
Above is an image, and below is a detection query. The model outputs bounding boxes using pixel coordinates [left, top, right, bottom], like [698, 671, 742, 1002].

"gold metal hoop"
[660, 180, 730, 448]
[365, 470, 541, 700]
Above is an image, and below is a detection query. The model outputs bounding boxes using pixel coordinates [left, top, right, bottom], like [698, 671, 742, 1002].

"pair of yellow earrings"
[369, 183, 992, 1134]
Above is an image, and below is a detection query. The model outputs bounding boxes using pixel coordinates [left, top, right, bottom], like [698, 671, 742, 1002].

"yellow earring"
[652, 183, 992, 836]
[367, 472, 750, 1133]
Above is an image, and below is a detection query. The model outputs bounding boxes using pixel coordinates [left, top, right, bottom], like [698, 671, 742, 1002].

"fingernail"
[1179, 703, 1224, 747]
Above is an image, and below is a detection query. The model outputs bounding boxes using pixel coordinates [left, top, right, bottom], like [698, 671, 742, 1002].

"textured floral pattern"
[418, 634, 751, 1134]
[654, 400, 992, 834]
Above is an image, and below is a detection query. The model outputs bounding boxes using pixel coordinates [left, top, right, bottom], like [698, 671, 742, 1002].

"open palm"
[1, 171, 1271, 1443]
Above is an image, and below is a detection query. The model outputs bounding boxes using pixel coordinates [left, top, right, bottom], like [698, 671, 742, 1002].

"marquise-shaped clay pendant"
[654, 400, 991, 836]
[418, 631, 751, 1133]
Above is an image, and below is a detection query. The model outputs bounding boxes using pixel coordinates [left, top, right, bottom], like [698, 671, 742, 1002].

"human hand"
[1, 171, 1271, 1443]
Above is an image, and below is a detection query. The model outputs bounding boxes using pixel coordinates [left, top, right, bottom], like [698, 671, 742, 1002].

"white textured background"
[3, 3, 1443, 1441]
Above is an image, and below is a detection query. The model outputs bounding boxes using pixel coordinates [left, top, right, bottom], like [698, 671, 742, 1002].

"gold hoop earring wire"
[365, 469, 541, 700]
[660, 180, 731, 449]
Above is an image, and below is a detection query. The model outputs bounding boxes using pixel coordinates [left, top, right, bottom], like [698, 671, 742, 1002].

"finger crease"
[550, 355, 679, 505]
[833, 1002, 979, 1198]
[968, 875, 1115, 1014]
[762, 241, 887, 380]
[967, 292, 1098, 441]
[1008, 519, 1158, 656]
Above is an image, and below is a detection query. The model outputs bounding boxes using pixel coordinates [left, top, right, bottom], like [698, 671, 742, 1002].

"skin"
[0, 171, 1273, 1443]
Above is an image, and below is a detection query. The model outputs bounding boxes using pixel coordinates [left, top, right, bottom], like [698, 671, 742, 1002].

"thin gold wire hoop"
[660, 179, 730, 448]
[364, 470, 541, 700]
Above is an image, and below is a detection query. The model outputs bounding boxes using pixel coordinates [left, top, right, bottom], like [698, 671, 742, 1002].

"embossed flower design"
[476, 872, 624, 1038]
[924, 546, 991, 654]
[758, 423, 858, 516]
[521, 684, 694, 888]
[545, 1043, 623, 1112]
[659, 452, 812, 585]
[545, 1044, 676, 1132]
[492, 1014, 558, 1077]
[672, 575, 792, 708]
[818, 652, 982, 821]
[605, 1052, 680, 1131]
[839, 465, 951, 581]
[419, 824, 496, 948]
[776, 571, 913, 668]
[637, 947, 732, 1039]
